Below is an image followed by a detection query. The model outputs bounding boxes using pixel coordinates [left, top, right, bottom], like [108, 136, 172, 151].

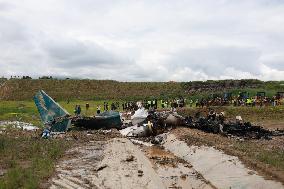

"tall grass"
[0, 131, 71, 189]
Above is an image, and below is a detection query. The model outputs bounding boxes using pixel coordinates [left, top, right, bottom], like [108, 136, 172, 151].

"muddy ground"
[172, 127, 284, 184]
[47, 127, 283, 189]
[48, 132, 215, 189]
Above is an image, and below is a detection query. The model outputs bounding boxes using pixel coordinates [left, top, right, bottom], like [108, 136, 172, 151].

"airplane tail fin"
[34, 90, 70, 132]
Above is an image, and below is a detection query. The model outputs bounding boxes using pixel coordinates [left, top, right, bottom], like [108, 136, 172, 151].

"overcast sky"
[0, 0, 284, 81]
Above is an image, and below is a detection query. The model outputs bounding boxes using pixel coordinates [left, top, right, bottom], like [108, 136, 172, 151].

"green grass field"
[1, 99, 284, 127]
[0, 100, 125, 126]
[1, 79, 284, 126]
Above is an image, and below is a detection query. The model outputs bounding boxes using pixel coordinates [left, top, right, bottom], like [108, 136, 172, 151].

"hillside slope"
[0, 79, 283, 101]
[0, 79, 183, 100]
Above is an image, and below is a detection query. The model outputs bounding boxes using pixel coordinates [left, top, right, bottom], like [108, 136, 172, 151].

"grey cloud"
[42, 38, 132, 68]
[0, 0, 284, 81]
[0, 2, 14, 11]
[166, 46, 261, 77]
[262, 55, 284, 71]
[0, 17, 31, 44]
[265, 61, 284, 71]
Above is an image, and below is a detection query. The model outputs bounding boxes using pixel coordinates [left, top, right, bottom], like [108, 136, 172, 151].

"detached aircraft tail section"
[34, 90, 71, 132]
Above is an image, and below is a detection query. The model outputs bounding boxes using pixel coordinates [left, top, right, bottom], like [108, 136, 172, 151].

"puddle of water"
[164, 134, 284, 189]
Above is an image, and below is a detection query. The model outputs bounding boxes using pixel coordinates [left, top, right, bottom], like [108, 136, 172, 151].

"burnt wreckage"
[121, 109, 284, 141]
[34, 90, 283, 139]
[183, 111, 284, 139]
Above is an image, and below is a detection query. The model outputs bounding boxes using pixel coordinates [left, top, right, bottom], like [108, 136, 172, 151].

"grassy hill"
[0, 79, 284, 101]
[0, 79, 183, 101]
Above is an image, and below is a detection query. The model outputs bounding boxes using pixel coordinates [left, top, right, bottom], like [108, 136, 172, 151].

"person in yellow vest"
[246, 98, 250, 106]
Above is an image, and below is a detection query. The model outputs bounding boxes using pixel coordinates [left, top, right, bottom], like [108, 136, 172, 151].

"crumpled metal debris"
[151, 133, 168, 145]
[131, 107, 148, 125]
[121, 108, 284, 140]
[0, 121, 39, 131]
[184, 111, 284, 139]
[42, 128, 51, 138]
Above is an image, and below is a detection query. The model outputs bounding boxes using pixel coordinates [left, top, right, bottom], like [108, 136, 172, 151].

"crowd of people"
[73, 98, 187, 116]
[72, 92, 284, 116]
[194, 93, 284, 108]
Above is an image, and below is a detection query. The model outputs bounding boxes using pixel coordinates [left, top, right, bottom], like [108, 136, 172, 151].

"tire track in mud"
[49, 138, 165, 189]
[49, 141, 106, 189]
[49, 136, 214, 189]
